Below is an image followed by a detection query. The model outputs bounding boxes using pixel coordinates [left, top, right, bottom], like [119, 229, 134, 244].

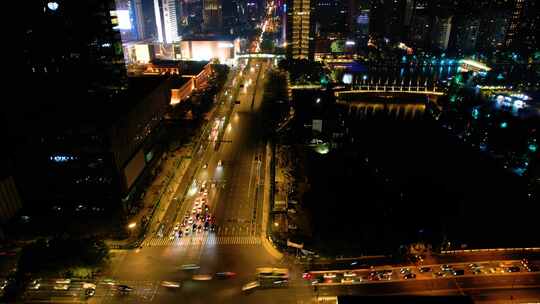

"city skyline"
[2, 0, 539, 303]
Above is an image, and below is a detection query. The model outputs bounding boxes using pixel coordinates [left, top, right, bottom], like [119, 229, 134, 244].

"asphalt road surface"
[18, 58, 540, 304]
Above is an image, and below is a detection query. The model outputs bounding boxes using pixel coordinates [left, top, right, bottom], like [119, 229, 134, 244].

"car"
[403, 273, 416, 280]
[341, 277, 355, 284]
[173, 222, 180, 231]
[472, 268, 483, 275]
[400, 267, 411, 274]
[116, 285, 133, 292]
[272, 279, 289, 287]
[55, 278, 71, 284]
[161, 281, 181, 288]
[433, 271, 446, 278]
[54, 284, 69, 290]
[452, 269, 465, 276]
[82, 283, 96, 289]
[242, 281, 259, 292]
[323, 273, 336, 279]
[103, 278, 116, 285]
[180, 264, 200, 270]
[29, 279, 41, 290]
[343, 271, 356, 277]
[217, 160, 222, 167]
[505, 266, 520, 273]
[525, 265, 539, 272]
[85, 288, 95, 297]
[468, 263, 479, 269]
[204, 221, 210, 230]
[215, 272, 236, 279]
[192, 274, 213, 281]
[419, 266, 431, 273]
[441, 264, 453, 271]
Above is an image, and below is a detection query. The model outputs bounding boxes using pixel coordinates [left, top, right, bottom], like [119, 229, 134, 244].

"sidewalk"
[106, 147, 191, 249]
[262, 141, 284, 260]
[106, 65, 236, 250]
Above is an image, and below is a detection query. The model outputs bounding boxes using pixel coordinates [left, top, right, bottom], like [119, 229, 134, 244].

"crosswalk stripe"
[142, 235, 261, 247]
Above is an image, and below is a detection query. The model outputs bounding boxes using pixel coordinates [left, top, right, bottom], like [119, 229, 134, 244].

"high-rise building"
[450, 16, 480, 54]
[477, 11, 508, 52]
[431, 16, 452, 51]
[348, 0, 370, 43]
[369, 0, 407, 42]
[24, 0, 128, 104]
[133, 0, 147, 40]
[153, 0, 180, 43]
[203, 0, 223, 32]
[286, 0, 314, 60]
[314, 0, 349, 37]
[513, 0, 539, 54]
[505, 0, 524, 48]
[16, 0, 173, 213]
[408, 3, 431, 50]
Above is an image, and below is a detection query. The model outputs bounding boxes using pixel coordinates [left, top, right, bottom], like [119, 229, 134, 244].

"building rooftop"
[181, 34, 235, 41]
[150, 59, 210, 76]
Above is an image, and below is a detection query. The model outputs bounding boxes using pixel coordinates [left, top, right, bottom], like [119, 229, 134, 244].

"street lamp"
[128, 222, 137, 229]
[274, 222, 279, 227]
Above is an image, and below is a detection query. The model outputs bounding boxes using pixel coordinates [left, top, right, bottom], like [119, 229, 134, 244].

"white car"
[161, 281, 181, 288]
[54, 284, 69, 290]
[180, 264, 200, 270]
[192, 274, 212, 281]
[242, 281, 260, 292]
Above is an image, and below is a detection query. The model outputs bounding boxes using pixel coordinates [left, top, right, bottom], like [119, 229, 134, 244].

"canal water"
[293, 90, 536, 257]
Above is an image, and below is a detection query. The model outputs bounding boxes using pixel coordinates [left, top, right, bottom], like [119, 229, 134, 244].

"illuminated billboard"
[179, 40, 239, 64]
[111, 10, 132, 30]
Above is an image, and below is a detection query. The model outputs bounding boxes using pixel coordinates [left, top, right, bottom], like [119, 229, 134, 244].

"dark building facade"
[203, 0, 223, 32]
[15, 0, 172, 214]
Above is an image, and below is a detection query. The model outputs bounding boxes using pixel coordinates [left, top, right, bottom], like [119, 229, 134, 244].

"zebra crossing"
[142, 234, 261, 247]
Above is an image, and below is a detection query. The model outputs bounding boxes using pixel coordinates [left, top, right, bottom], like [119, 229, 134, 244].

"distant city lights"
[50, 155, 75, 162]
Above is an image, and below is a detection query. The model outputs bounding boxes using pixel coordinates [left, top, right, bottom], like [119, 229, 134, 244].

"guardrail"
[441, 247, 540, 254]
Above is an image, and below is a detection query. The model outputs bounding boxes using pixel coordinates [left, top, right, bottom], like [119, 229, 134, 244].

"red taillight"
[302, 273, 312, 280]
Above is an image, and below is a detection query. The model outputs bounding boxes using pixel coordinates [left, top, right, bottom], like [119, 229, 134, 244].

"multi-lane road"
[19, 57, 540, 304]
[88, 58, 285, 304]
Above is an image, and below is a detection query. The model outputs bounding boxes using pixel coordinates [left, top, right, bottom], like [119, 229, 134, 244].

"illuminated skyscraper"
[505, 0, 538, 54]
[203, 0, 223, 32]
[505, 0, 524, 48]
[154, 0, 180, 43]
[286, 0, 314, 60]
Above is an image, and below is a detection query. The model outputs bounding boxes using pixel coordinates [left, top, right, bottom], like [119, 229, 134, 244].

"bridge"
[335, 84, 445, 99]
[335, 84, 446, 116]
